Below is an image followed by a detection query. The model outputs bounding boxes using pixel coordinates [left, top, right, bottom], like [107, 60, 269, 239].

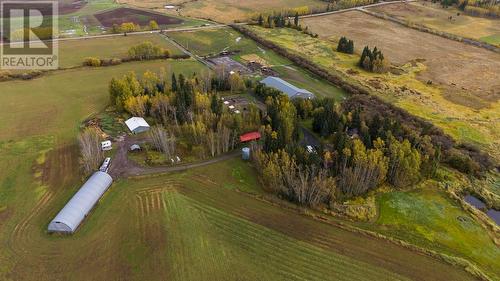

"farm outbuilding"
[260, 76, 315, 100]
[240, 131, 261, 143]
[125, 117, 150, 134]
[48, 171, 113, 234]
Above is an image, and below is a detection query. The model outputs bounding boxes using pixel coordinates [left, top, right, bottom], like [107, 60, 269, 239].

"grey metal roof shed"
[48, 171, 113, 234]
[260, 76, 315, 99]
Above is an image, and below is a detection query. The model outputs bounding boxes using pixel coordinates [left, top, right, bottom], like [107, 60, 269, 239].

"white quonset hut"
[260, 76, 315, 99]
[48, 171, 113, 234]
[125, 117, 150, 134]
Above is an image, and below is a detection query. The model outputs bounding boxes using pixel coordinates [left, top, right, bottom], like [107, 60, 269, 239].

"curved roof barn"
[260, 76, 315, 100]
[48, 171, 113, 233]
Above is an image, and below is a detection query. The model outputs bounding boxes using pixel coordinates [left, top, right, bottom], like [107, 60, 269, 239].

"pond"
[464, 195, 500, 225]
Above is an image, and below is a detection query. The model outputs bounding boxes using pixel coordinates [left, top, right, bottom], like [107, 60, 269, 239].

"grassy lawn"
[369, 182, 500, 280]
[246, 25, 500, 163]
[58, 33, 185, 68]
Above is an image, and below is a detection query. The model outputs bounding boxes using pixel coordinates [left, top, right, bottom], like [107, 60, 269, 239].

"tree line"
[248, 85, 491, 207]
[111, 20, 161, 34]
[256, 12, 318, 38]
[83, 41, 178, 67]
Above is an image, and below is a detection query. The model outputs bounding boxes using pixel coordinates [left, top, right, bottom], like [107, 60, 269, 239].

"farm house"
[125, 117, 150, 134]
[48, 171, 113, 234]
[260, 76, 315, 100]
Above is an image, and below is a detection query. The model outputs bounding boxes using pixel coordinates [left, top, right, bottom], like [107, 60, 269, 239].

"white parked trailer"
[48, 171, 113, 234]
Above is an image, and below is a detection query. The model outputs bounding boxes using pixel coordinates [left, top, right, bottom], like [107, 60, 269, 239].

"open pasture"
[302, 10, 500, 106]
[0, 59, 207, 141]
[58, 33, 185, 68]
[369, 1, 500, 46]
[94, 7, 183, 27]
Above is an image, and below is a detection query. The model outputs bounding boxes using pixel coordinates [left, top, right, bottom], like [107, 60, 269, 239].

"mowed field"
[118, 0, 327, 23]
[0, 150, 482, 280]
[58, 33, 185, 68]
[369, 1, 500, 46]
[169, 28, 346, 100]
[0, 59, 206, 141]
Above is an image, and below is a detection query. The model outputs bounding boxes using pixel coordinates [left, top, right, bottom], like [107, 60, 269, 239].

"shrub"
[128, 41, 167, 60]
[445, 149, 480, 175]
[83, 57, 101, 67]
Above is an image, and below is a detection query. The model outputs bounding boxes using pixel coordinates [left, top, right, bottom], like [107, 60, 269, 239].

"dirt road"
[108, 135, 240, 179]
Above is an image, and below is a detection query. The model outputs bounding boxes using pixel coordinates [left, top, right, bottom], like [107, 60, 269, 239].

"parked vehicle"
[99, 157, 111, 173]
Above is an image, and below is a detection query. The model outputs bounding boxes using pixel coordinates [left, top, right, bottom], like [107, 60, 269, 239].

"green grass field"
[0, 59, 206, 141]
[1, 153, 480, 280]
[370, 182, 500, 280]
[58, 34, 185, 68]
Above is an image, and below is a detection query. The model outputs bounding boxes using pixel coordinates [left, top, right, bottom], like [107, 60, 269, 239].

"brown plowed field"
[302, 10, 500, 108]
[94, 7, 183, 27]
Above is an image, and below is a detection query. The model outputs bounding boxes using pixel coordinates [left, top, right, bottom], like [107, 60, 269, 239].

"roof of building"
[260, 76, 314, 99]
[125, 117, 150, 132]
[240, 131, 261, 142]
[48, 171, 113, 233]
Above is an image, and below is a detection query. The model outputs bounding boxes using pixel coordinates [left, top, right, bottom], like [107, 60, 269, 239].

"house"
[125, 117, 150, 134]
[240, 131, 261, 143]
[101, 140, 112, 151]
[260, 76, 315, 99]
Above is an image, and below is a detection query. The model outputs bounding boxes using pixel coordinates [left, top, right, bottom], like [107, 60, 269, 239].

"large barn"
[48, 171, 113, 234]
[260, 76, 315, 99]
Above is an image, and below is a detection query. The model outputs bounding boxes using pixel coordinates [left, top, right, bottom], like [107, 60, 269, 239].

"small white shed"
[125, 117, 150, 134]
[101, 140, 112, 151]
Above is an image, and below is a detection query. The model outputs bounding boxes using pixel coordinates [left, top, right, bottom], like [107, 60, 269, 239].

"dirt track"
[108, 135, 240, 179]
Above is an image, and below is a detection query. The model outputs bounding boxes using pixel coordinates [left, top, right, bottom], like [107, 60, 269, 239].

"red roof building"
[240, 131, 261, 143]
